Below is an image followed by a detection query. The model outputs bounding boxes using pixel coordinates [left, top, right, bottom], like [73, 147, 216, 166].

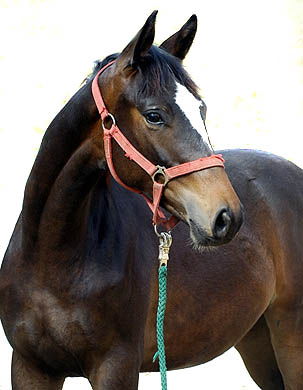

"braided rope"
[153, 264, 168, 390]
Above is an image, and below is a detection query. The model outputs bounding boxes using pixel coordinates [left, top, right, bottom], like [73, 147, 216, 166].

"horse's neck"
[22, 83, 106, 254]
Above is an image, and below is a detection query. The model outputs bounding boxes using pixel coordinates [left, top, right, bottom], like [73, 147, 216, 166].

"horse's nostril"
[213, 208, 232, 239]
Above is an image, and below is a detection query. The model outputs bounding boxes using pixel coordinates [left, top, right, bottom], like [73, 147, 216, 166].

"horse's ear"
[159, 15, 197, 60]
[116, 11, 157, 71]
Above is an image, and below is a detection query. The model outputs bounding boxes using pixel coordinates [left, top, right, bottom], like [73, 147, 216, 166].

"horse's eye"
[144, 112, 164, 125]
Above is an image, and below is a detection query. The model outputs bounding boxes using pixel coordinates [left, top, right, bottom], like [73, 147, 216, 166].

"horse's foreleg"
[88, 345, 142, 390]
[12, 351, 65, 390]
[235, 315, 284, 390]
[265, 305, 303, 390]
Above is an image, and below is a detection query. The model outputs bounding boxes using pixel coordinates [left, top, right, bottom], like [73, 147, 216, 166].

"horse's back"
[224, 149, 303, 201]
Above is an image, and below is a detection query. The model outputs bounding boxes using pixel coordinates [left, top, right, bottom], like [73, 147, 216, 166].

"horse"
[0, 11, 302, 390]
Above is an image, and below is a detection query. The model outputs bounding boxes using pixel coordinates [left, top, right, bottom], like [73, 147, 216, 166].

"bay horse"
[0, 11, 302, 390]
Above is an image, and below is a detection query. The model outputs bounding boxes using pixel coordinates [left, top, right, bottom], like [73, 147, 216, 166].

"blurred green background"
[0, 1, 302, 389]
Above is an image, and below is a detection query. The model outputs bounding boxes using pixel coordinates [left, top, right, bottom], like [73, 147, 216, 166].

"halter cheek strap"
[92, 61, 225, 230]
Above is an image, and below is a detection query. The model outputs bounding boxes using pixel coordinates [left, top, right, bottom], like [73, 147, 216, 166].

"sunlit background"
[0, 0, 302, 389]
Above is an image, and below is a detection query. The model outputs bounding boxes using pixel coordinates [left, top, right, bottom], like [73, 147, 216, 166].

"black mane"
[86, 46, 200, 99]
[83, 53, 119, 85]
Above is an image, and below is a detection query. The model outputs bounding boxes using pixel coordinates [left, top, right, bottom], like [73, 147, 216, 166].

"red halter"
[92, 61, 225, 230]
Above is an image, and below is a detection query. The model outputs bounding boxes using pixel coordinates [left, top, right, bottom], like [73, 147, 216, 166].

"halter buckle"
[152, 166, 169, 186]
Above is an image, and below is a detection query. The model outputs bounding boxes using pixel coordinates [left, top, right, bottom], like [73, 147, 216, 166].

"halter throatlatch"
[92, 60, 225, 230]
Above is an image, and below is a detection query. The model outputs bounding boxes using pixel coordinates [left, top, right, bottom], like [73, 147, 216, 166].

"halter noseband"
[92, 60, 225, 231]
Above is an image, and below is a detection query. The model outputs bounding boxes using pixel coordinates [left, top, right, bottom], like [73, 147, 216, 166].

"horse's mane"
[83, 53, 119, 85]
[85, 46, 200, 99]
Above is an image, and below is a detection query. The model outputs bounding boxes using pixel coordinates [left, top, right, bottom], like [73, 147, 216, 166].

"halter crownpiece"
[92, 60, 225, 230]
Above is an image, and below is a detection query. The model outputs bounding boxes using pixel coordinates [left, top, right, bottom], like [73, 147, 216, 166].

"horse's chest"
[10, 289, 100, 372]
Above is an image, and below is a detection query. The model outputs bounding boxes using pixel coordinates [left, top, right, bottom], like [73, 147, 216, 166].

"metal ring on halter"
[154, 224, 172, 238]
[154, 224, 162, 237]
[152, 165, 169, 186]
[102, 113, 116, 131]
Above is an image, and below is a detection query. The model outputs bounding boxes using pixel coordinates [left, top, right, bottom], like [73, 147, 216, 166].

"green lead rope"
[153, 230, 172, 390]
[153, 264, 168, 390]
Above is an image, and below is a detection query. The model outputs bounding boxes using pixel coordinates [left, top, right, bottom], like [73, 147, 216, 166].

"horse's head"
[93, 11, 243, 248]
